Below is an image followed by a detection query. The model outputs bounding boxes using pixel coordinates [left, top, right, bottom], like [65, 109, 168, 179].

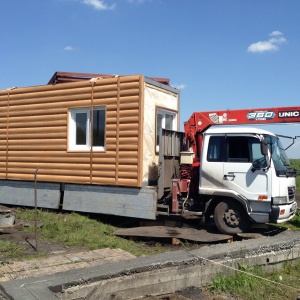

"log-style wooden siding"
[0, 75, 144, 187]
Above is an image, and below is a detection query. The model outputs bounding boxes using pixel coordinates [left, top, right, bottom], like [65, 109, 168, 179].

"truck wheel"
[214, 200, 250, 234]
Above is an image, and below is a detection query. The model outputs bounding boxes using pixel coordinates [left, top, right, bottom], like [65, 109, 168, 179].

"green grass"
[14, 208, 165, 257]
[287, 210, 300, 230]
[295, 173, 300, 190]
[210, 261, 300, 300]
[276, 210, 300, 231]
[290, 159, 300, 190]
[0, 240, 24, 259]
[290, 159, 300, 170]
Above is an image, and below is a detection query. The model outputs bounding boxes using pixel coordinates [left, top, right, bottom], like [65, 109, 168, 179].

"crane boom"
[184, 106, 300, 136]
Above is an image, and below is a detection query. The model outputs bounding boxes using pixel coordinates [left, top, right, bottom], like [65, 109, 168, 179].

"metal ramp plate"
[114, 226, 232, 243]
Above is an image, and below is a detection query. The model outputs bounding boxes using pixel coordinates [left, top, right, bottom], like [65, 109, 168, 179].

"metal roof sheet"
[48, 71, 170, 86]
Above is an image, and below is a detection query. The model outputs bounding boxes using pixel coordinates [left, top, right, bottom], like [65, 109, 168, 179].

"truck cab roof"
[204, 125, 276, 136]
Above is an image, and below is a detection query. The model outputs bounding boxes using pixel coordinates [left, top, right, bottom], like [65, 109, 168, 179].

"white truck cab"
[200, 126, 297, 233]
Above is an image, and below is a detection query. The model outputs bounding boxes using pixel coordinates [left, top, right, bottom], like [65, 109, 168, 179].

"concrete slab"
[0, 230, 300, 300]
[0, 248, 135, 282]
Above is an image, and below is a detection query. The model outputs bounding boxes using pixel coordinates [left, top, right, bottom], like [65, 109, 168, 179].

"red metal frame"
[184, 106, 300, 137]
[184, 106, 300, 161]
[171, 106, 300, 211]
[171, 179, 190, 213]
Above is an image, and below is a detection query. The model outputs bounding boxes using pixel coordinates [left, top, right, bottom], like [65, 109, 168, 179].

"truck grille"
[288, 186, 295, 202]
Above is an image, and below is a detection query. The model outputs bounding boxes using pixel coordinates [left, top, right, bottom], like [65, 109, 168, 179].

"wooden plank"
[8, 90, 92, 105]
[7, 114, 66, 123]
[6, 173, 90, 183]
[8, 150, 109, 158]
[0, 223, 21, 229]
[0, 204, 11, 213]
[8, 120, 66, 128]
[7, 139, 66, 146]
[7, 162, 90, 170]
[8, 126, 67, 134]
[3, 107, 68, 117]
[5, 132, 66, 139]
[7, 168, 90, 176]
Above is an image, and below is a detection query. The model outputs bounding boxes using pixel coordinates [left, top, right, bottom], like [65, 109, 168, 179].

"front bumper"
[270, 201, 297, 223]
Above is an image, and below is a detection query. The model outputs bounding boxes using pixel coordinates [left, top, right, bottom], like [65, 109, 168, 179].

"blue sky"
[1, 0, 300, 158]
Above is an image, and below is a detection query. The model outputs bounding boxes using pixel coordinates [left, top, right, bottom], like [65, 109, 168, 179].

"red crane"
[184, 106, 300, 134]
[184, 106, 300, 156]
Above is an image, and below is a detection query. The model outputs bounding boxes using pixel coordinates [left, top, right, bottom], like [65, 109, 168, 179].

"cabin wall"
[142, 82, 179, 185]
[0, 75, 143, 188]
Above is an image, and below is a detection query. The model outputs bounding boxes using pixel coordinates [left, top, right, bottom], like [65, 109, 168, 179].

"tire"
[214, 199, 250, 234]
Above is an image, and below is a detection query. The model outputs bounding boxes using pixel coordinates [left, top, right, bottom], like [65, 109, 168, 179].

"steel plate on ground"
[114, 226, 232, 243]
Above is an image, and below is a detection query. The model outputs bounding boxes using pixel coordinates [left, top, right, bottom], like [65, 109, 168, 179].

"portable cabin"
[0, 72, 180, 219]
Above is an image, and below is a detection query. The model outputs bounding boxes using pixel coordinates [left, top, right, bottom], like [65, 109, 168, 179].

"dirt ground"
[0, 220, 204, 263]
[0, 229, 90, 261]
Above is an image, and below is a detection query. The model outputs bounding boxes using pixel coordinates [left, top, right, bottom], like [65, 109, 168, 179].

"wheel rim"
[224, 208, 240, 227]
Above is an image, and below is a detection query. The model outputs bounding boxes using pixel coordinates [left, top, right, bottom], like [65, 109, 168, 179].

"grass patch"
[290, 159, 300, 190]
[0, 240, 24, 259]
[210, 261, 300, 300]
[277, 210, 300, 231]
[288, 210, 300, 229]
[297, 175, 300, 190]
[14, 208, 165, 257]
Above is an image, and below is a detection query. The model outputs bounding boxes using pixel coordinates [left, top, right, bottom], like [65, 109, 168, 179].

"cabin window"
[226, 136, 250, 162]
[207, 135, 265, 164]
[207, 136, 225, 162]
[68, 107, 106, 151]
[156, 108, 177, 152]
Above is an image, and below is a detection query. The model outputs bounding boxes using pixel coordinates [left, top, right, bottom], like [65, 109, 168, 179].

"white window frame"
[156, 108, 177, 152]
[68, 107, 106, 151]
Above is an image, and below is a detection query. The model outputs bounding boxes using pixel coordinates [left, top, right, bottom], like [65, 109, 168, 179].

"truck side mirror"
[251, 137, 270, 172]
[261, 139, 268, 156]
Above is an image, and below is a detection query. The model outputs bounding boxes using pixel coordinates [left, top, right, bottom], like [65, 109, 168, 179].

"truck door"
[200, 135, 226, 191]
[223, 135, 271, 202]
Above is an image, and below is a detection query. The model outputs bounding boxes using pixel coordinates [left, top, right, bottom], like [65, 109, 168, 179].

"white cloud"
[64, 46, 74, 51]
[172, 83, 186, 90]
[247, 41, 278, 53]
[270, 31, 282, 37]
[82, 0, 116, 10]
[269, 36, 287, 44]
[247, 31, 287, 53]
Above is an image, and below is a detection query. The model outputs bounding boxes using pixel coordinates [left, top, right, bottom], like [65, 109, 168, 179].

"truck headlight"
[272, 196, 288, 205]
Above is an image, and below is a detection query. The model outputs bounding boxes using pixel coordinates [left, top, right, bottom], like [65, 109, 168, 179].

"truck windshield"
[265, 135, 296, 177]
